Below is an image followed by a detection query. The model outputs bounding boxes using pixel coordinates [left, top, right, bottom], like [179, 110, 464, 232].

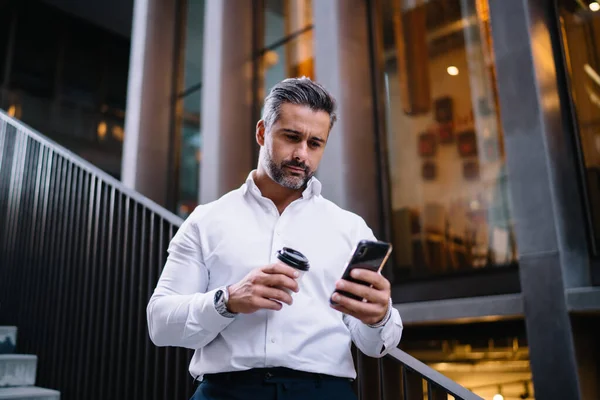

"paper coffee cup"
[276, 247, 309, 295]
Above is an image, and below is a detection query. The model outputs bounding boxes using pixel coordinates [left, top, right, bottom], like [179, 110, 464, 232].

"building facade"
[2, 0, 600, 399]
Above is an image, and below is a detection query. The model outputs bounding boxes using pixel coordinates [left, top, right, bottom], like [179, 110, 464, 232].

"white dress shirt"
[147, 171, 403, 381]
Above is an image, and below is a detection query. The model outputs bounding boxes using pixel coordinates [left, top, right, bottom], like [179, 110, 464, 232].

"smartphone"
[330, 240, 393, 304]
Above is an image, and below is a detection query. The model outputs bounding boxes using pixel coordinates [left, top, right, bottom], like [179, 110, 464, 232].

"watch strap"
[214, 286, 237, 318]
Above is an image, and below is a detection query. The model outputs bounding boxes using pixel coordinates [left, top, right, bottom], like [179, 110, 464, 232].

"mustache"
[283, 160, 308, 171]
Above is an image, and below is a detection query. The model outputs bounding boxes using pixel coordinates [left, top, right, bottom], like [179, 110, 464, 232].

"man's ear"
[256, 120, 266, 146]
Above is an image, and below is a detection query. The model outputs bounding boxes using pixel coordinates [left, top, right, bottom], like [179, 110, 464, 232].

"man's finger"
[262, 273, 299, 292]
[335, 279, 387, 304]
[263, 262, 300, 279]
[258, 286, 293, 305]
[330, 302, 380, 324]
[330, 292, 381, 316]
[254, 297, 283, 311]
[349, 268, 390, 290]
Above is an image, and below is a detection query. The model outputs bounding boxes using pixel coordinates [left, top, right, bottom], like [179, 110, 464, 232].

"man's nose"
[293, 142, 309, 160]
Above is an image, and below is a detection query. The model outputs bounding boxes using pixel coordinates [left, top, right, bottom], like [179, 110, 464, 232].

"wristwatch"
[214, 286, 237, 318]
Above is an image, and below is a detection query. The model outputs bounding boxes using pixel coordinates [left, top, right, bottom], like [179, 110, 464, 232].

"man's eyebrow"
[282, 128, 302, 135]
[282, 128, 325, 143]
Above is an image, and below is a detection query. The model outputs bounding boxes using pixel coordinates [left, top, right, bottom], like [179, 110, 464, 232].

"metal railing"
[0, 109, 482, 400]
[381, 348, 483, 400]
[0, 110, 194, 400]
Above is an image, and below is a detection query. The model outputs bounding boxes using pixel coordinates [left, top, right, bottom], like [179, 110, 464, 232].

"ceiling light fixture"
[493, 385, 504, 400]
[590, 2, 600, 12]
[447, 66, 459, 76]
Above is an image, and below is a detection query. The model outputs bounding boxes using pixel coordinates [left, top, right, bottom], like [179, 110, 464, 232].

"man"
[147, 77, 403, 400]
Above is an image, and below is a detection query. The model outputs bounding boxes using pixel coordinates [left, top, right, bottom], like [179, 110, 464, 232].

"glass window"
[0, 5, 12, 90]
[1, 2, 129, 180]
[378, 0, 517, 281]
[259, 0, 314, 103]
[173, 0, 204, 218]
[400, 320, 534, 400]
[558, 1, 600, 253]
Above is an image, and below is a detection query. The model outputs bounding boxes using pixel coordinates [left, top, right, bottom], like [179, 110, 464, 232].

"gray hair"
[262, 77, 337, 131]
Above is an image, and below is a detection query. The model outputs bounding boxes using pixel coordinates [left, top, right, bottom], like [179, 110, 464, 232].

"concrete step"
[0, 328, 16, 355]
[0, 355, 36, 387]
[0, 387, 60, 400]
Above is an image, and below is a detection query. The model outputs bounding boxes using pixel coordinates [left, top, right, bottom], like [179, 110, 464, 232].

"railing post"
[403, 368, 424, 400]
[381, 356, 402, 399]
[357, 353, 382, 400]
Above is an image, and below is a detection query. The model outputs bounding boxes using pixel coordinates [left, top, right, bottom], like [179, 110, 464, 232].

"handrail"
[383, 348, 484, 400]
[0, 111, 194, 400]
[0, 109, 184, 227]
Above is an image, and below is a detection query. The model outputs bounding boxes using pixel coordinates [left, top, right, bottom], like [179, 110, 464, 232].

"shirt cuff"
[367, 298, 393, 328]
[190, 288, 237, 334]
[380, 310, 402, 348]
[360, 302, 402, 354]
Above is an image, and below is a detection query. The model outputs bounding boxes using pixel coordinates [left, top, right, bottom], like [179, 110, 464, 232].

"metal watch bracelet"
[215, 285, 237, 318]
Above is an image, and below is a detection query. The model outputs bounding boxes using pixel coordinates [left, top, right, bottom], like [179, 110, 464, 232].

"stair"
[0, 387, 60, 400]
[0, 328, 16, 354]
[0, 355, 37, 387]
[0, 327, 59, 399]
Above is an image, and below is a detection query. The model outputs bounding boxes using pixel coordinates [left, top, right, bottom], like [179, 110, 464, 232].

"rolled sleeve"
[346, 307, 403, 358]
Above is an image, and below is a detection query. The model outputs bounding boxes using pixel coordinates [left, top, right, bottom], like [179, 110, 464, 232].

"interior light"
[447, 66, 459, 76]
[263, 50, 279, 69]
[7, 105, 16, 117]
[590, 2, 600, 11]
[97, 121, 107, 141]
[111, 126, 124, 142]
[493, 394, 504, 400]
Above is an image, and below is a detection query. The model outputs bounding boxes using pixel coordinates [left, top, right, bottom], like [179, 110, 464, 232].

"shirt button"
[271, 337, 276, 343]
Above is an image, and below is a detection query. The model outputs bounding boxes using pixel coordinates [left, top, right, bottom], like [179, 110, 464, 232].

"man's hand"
[227, 262, 300, 314]
[330, 268, 391, 326]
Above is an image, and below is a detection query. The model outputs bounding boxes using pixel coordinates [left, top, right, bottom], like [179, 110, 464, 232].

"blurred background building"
[1, 0, 600, 399]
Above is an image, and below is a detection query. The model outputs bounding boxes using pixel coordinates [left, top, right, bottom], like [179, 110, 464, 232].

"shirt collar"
[242, 170, 322, 199]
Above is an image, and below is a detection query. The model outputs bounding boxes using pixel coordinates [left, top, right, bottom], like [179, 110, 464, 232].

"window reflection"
[260, 0, 314, 103]
[558, 0, 600, 253]
[173, 0, 204, 218]
[0, 3, 129, 180]
[380, 0, 517, 280]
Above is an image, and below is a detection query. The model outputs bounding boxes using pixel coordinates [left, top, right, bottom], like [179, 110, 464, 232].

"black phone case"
[331, 240, 392, 303]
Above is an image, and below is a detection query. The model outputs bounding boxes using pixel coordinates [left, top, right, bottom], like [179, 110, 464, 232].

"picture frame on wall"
[463, 159, 480, 180]
[422, 161, 437, 180]
[438, 122, 454, 143]
[457, 130, 477, 157]
[418, 132, 437, 157]
[434, 96, 453, 123]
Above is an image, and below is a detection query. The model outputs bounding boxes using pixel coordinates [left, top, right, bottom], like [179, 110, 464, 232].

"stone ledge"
[0, 386, 60, 400]
[393, 293, 524, 325]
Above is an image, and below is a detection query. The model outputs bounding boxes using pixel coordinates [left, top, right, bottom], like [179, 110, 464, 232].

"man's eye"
[286, 134, 300, 141]
[310, 141, 321, 148]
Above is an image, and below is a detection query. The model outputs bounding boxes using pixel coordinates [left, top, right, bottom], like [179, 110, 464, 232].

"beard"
[263, 148, 314, 190]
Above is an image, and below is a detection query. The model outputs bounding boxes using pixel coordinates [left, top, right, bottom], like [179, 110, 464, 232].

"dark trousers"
[190, 367, 358, 400]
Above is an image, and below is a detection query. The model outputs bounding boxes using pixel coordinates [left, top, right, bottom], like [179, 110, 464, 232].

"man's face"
[258, 103, 330, 190]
